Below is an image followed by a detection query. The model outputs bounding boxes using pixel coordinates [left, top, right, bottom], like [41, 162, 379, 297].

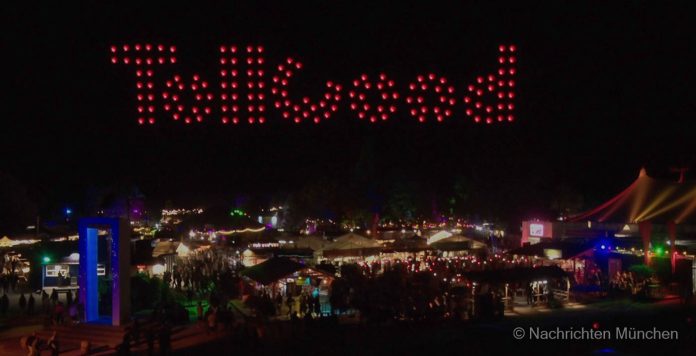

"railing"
[551, 289, 569, 301]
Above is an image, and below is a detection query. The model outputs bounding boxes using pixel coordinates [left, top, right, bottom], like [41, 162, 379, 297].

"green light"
[654, 246, 664, 256]
[43, 256, 51, 263]
[230, 209, 245, 217]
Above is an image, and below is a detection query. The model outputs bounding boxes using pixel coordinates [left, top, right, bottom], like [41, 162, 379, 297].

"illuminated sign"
[109, 43, 517, 125]
[529, 223, 544, 237]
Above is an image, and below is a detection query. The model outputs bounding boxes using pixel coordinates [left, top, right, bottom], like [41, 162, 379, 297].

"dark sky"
[2, 1, 695, 222]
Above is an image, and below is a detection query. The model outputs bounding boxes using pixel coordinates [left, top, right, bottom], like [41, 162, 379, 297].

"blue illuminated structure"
[78, 218, 131, 326]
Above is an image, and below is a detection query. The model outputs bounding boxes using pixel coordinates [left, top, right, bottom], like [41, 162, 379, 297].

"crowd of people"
[165, 248, 241, 297]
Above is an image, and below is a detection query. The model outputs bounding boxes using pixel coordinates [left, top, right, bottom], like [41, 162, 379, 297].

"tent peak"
[638, 167, 648, 178]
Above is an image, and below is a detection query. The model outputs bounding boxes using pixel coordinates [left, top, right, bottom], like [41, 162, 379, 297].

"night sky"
[2, 2, 695, 224]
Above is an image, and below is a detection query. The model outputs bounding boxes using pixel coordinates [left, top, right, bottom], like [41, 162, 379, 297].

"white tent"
[323, 233, 382, 257]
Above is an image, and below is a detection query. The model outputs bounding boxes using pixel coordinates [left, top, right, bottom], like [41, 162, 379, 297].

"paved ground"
[1, 295, 694, 355]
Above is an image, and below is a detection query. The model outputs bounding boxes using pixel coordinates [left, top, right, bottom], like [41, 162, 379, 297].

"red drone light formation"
[110, 43, 517, 125]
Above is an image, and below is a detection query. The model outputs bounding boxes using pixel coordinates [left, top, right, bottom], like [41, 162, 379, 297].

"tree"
[550, 184, 584, 220]
[0, 172, 38, 232]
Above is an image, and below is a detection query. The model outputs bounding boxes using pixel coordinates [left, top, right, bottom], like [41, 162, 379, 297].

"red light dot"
[509, 45, 516, 52]
[222, 117, 229, 124]
[169, 46, 176, 53]
[148, 118, 155, 124]
[137, 118, 144, 124]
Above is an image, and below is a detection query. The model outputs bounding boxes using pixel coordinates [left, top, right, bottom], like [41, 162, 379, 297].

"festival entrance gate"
[78, 218, 131, 326]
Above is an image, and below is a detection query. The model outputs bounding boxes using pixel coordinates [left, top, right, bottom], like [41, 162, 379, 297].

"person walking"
[196, 301, 203, 321]
[54, 302, 65, 324]
[50, 288, 58, 305]
[0, 293, 8, 316]
[27, 293, 35, 315]
[41, 290, 50, 314]
[19, 292, 27, 312]
[286, 295, 294, 317]
[525, 283, 534, 306]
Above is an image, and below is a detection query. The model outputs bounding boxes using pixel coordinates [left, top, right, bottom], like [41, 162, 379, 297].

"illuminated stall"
[241, 257, 334, 313]
[42, 253, 106, 291]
